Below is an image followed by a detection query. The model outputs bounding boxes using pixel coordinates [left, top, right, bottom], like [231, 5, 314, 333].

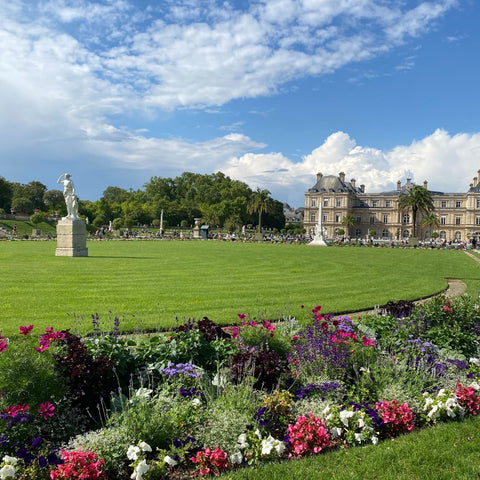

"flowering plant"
[0, 455, 17, 479]
[454, 382, 480, 416]
[375, 399, 415, 436]
[423, 388, 465, 423]
[321, 404, 378, 446]
[230, 429, 285, 466]
[127, 441, 153, 480]
[190, 446, 229, 476]
[50, 448, 106, 479]
[286, 413, 331, 457]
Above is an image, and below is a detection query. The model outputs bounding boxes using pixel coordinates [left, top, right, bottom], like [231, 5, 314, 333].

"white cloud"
[220, 130, 480, 207]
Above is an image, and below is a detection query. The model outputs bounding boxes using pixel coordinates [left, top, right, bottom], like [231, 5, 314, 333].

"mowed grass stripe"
[0, 241, 478, 334]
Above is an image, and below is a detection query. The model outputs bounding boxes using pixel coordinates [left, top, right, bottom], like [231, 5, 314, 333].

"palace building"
[303, 170, 480, 243]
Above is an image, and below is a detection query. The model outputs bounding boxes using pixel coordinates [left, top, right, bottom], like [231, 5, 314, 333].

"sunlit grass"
[221, 415, 480, 480]
[0, 240, 479, 335]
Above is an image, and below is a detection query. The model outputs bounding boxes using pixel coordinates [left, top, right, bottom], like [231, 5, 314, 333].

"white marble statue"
[57, 173, 79, 220]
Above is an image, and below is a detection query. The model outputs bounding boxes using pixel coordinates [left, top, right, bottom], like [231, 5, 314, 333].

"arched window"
[402, 230, 409, 238]
[455, 231, 461, 240]
[355, 228, 361, 237]
[382, 229, 390, 238]
[403, 214, 410, 224]
[440, 231, 447, 240]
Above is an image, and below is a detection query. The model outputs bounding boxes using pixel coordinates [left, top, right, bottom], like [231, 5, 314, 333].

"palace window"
[476, 216, 480, 225]
[385, 200, 391, 207]
[336, 199, 341, 207]
[383, 214, 388, 223]
[370, 215, 375, 224]
[440, 216, 447, 225]
[323, 214, 328, 223]
[441, 201, 447, 208]
[456, 201, 462, 208]
[323, 199, 329, 207]
[311, 199, 316, 207]
[403, 214, 410, 224]
[440, 231, 447, 239]
[335, 214, 341, 223]
[455, 231, 462, 240]
[477, 199, 480, 208]
[356, 216, 362, 224]
[310, 213, 316, 222]
[372, 200, 378, 207]
[455, 216, 461, 225]
[355, 228, 362, 237]
[382, 229, 390, 238]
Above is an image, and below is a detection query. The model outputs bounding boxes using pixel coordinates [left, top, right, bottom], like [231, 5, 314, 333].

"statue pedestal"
[56, 218, 88, 257]
[308, 234, 329, 246]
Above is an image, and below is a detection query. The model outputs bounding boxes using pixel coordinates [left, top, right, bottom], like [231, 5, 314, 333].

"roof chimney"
[423, 180, 428, 189]
[397, 180, 401, 191]
[339, 171, 345, 183]
[474, 177, 478, 187]
[351, 178, 356, 188]
[477, 169, 480, 184]
[316, 172, 323, 183]
[360, 184, 365, 193]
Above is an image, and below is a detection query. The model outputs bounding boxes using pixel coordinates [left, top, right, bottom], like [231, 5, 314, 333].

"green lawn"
[221, 415, 480, 480]
[0, 240, 479, 335]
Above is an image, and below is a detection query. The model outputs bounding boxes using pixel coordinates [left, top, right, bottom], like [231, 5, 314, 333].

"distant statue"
[57, 173, 79, 220]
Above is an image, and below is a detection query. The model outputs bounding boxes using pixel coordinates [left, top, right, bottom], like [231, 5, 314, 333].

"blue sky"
[1, 0, 479, 207]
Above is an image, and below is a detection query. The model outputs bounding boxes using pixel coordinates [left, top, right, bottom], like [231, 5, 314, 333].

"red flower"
[0, 341, 7, 353]
[19, 325, 34, 336]
[237, 313, 246, 320]
[38, 401, 55, 420]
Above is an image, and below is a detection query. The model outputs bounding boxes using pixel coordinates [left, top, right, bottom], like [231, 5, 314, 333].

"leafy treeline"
[0, 172, 286, 230]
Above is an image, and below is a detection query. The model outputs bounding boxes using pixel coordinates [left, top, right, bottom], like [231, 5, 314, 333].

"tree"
[43, 190, 65, 213]
[421, 212, 440, 238]
[247, 188, 275, 233]
[341, 214, 357, 237]
[398, 185, 434, 238]
[0, 176, 13, 212]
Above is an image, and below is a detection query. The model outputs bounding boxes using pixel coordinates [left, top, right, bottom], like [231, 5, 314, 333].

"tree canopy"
[398, 185, 434, 238]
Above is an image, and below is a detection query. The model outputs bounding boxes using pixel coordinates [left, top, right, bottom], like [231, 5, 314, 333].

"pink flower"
[0, 341, 7, 353]
[312, 306, 322, 314]
[38, 401, 55, 420]
[263, 319, 275, 332]
[237, 313, 246, 320]
[231, 327, 241, 340]
[362, 336, 376, 347]
[248, 321, 257, 327]
[19, 325, 34, 336]
[287, 413, 330, 457]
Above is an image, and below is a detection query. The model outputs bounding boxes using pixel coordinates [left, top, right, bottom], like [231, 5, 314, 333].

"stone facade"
[303, 170, 480, 243]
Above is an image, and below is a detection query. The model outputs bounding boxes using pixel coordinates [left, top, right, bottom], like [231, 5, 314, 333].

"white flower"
[230, 452, 243, 464]
[423, 397, 433, 409]
[358, 417, 365, 428]
[339, 409, 354, 427]
[446, 407, 456, 418]
[254, 429, 262, 439]
[330, 427, 343, 439]
[470, 382, 480, 391]
[274, 441, 286, 455]
[354, 433, 363, 443]
[127, 445, 140, 461]
[0, 464, 15, 479]
[428, 405, 439, 420]
[322, 405, 331, 416]
[261, 436, 275, 455]
[469, 357, 480, 365]
[237, 433, 249, 449]
[139, 441, 152, 453]
[371, 436, 379, 445]
[131, 459, 150, 480]
[445, 397, 457, 408]
[164, 455, 177, 466]
[437, 389, 446, 397]
[326, 413, 334, 422]
[1, 457, 17, 466]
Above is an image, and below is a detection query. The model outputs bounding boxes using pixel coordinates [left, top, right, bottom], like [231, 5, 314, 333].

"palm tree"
[421, 212, 440, 239]
[341, 213, 357, 237]
[398, 185, 434, 238]
[247, 188, 274, 234]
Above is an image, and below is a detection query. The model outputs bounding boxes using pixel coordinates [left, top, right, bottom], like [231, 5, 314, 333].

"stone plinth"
[56, 218, 88, 257]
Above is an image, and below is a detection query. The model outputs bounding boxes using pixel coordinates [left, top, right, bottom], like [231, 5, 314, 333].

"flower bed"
[0, 295, 479, 479]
